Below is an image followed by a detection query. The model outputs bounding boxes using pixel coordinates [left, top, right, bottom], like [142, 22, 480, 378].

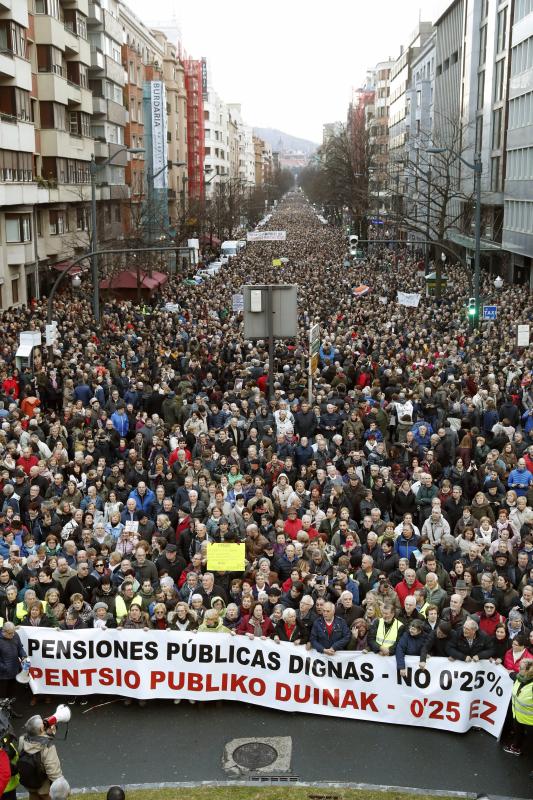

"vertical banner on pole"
[309, 323, 320, 403]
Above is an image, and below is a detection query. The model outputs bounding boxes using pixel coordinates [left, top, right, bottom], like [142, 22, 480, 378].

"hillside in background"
[253, 127, 318, 155]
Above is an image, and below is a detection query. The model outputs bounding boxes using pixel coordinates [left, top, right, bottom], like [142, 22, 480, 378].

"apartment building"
[152, 29, 187, 220]
[227, 103, 255, 186]
[0, 0, 39, 307]
[502, 0, 533, 283]
[253, 134, 273, 186]
[389, 21, 433, 219]
[204, 84, 230, 197]
[402, 33, 436, 242]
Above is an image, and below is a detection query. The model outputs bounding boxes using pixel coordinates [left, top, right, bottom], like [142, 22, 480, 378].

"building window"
[491, 156, 501, 191]
[479, 25, 487, 67]
[496, 8, 507, 54]
[492, 108, 503, 149]
[475, 116, 483, 153]
[69, 111, 91, 137]
[511, 36, 533, 76]
[477, 71, 485, 110]
[49, 210, 68, 235]
[34, 0, 60, 19]
[11, 278, 19, 305]
[0, 20, 27, 58]
[494, 59, 505, 103]
[76, 206, 89, 231]
[36, 44, 63, 76]
[516, 0, 533, 21]
[0, 151, 32, 182]
[5, 214, 31, 242]
[40, 101, 66, 130]
[0, 87, 32, 122]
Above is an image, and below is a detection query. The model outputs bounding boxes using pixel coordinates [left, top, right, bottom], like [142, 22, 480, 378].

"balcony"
[34, 14, 65, 50]
[63, 26, 80, 54]
[0, 118, 34, 151]
[93, 140, 108, 159]
[0, 51, 15, 79]
[103, 9, 122, 43]
[92, 95, 106, 115]
[104, 55, 123, 85]
[89, 48, 104, 72]
[88, 2, 102, 23]
[66, 81, 82, 105]
[0, 0, 12, 10]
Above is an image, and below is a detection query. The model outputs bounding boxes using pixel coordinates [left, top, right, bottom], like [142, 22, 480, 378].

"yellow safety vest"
[3, 742, 19, 792]
[512, 679, 533, 726]
[15, 603, 28, 622]
[375, 618, 402, 648]
[115, 594, 142, 622]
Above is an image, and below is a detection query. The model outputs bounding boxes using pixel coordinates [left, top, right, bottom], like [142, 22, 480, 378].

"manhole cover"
[232, 742, 278, 769]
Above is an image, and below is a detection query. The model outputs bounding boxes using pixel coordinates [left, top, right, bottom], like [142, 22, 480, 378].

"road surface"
[14, 694, 531, 797]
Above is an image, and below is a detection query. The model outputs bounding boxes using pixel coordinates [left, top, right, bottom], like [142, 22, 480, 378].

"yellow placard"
[207, 543, 246, 572]
[272, 258, 282, 267]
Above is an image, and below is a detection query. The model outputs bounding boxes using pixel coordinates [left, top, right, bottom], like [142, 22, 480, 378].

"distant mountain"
[253, 127, 318, 155]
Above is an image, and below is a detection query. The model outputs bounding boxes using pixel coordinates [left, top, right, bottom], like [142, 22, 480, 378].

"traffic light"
[467, 297, 477, 318]
[349, 235, 359, 256]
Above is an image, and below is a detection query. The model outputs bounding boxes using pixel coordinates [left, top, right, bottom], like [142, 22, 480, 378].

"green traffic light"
[468, 307, 476, 316]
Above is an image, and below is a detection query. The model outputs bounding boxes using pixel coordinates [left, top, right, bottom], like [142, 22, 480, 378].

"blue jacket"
[522, 409, 533, 434]
[508, 467, 533, 497]
[0, 629, 26, 680]
[343, 578, 360, 605]
[310, 615, 351, 653]
[395, 630, 428, 670]
[73, 383, 92, 406]
[128, 487, 156, 517]
[395, 533, 420, 560]
[111, 410, 129, 437]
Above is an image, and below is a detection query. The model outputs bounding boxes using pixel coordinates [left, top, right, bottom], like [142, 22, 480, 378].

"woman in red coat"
[503, 634, 533, 677]
[237, 600, 274, 639]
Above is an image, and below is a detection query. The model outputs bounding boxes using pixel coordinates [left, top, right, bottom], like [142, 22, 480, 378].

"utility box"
[242, 285, 298, 339]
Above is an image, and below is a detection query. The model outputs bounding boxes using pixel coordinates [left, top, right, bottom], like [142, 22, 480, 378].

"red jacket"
[503, 647, 533, 673]
[284, 517, 303, 540]
[395, 578, 424, 608]
[0, 749, 11, 795]
[476, 611, 506, 637]
[237, 614, 274, 637]
[16, 454, 39, 475]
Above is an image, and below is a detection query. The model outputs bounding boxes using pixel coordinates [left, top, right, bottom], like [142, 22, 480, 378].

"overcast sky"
[126, 0, 448, 144]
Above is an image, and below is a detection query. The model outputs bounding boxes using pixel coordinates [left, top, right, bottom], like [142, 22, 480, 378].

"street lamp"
[494, 275, 504, 290]
[427, 145, 483, 325]
[90, 146, 144, 323]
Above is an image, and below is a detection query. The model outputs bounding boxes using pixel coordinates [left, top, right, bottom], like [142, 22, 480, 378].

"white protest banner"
[247, 231, 287, 242]
[20, 629, 511, 737]
[397, 291, 421, 307]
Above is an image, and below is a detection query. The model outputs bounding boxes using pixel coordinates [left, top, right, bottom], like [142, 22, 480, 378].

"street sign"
[518, 324, 530, 347]
[309, 323, 320, 375]
[232, 293, 244, 313]
[482, 305, 497, 320]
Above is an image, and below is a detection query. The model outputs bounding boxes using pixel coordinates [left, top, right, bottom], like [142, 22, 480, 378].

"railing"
[0, 111, 17, 124]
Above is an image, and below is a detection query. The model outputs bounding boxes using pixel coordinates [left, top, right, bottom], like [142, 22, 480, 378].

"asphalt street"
[11, 694, 532, 798]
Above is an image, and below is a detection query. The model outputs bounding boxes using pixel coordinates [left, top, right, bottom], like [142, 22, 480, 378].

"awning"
[51, 261, 83, 275]
[448, 232, 502, 252]
[16, 343, 33, 358]
[99, 269, 168, 290]
[200, 234, 221, 246]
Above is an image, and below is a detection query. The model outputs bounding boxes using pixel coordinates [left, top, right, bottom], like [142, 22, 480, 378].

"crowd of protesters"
[0, 191, 533, 750]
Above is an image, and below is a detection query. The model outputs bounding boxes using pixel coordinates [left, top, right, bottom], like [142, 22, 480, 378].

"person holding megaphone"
[17, 705, 70, 800]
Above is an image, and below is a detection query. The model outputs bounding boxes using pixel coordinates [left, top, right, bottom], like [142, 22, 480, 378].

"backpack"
[17, 746, 48, 790]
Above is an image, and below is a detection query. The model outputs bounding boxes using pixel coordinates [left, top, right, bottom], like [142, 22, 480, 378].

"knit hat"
[455, 580, 467, 590]
[93, 602, 108, 612]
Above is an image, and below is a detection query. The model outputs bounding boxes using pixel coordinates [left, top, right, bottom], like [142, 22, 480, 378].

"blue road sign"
[483, 305, 497, 320]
